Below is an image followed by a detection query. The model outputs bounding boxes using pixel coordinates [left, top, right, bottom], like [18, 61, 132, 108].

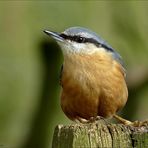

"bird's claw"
[127, 120, 148, 127]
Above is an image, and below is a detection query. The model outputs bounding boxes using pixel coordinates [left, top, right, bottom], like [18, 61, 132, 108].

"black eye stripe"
[60, 34, 69, 39]
[60, 34, 85, 43]
[60, 34, 113, 52]
[60, 34, 97, 44]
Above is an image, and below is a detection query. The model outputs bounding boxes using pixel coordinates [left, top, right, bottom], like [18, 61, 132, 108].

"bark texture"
[52, 120, 148, 148]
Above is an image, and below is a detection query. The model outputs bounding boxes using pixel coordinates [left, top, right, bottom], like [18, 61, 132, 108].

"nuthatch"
[44, 27, 134, 125]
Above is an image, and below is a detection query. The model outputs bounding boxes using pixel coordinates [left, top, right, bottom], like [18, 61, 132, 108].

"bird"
[43, 27, 136, 126]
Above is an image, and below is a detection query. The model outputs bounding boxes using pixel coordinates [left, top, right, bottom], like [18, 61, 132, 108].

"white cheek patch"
[71, 42, 86, 52]
[58, 41, 106, 55]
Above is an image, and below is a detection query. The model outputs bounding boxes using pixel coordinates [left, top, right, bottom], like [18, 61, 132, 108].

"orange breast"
[60, 52, 128, 121]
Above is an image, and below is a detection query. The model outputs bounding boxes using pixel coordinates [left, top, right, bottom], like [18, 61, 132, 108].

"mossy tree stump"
[52, 120, 148, 148]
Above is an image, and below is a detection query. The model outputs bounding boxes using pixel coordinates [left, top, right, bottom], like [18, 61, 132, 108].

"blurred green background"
[0, 1, 148, 148]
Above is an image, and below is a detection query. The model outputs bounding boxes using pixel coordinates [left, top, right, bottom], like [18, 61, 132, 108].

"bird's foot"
[127, 120, 148, 127]
[113, 114, 148, 127]
[88, 116, 101, 123]
[88, 116, 109, 124]
[75, 117, 89, 124]
[75, 116, 107, 124]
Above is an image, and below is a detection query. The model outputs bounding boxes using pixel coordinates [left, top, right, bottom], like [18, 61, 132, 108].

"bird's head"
[44, 27, 123, 66]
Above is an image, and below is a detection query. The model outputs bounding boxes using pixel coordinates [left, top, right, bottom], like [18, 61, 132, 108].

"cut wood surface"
[52, 120, 148, 148]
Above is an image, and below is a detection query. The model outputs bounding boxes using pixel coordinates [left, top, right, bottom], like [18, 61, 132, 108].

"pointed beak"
[43, 30, 64, 42]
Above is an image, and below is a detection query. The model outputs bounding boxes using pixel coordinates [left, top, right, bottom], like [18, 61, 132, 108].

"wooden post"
[52, 120, 148, 148]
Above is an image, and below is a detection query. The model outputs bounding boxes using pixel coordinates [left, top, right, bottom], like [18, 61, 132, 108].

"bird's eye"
[74, 36, 85, 43]
[78, 37, 84, 43]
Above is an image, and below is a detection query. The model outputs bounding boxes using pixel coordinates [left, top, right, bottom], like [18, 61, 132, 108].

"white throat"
[58, 41, 106, 55]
